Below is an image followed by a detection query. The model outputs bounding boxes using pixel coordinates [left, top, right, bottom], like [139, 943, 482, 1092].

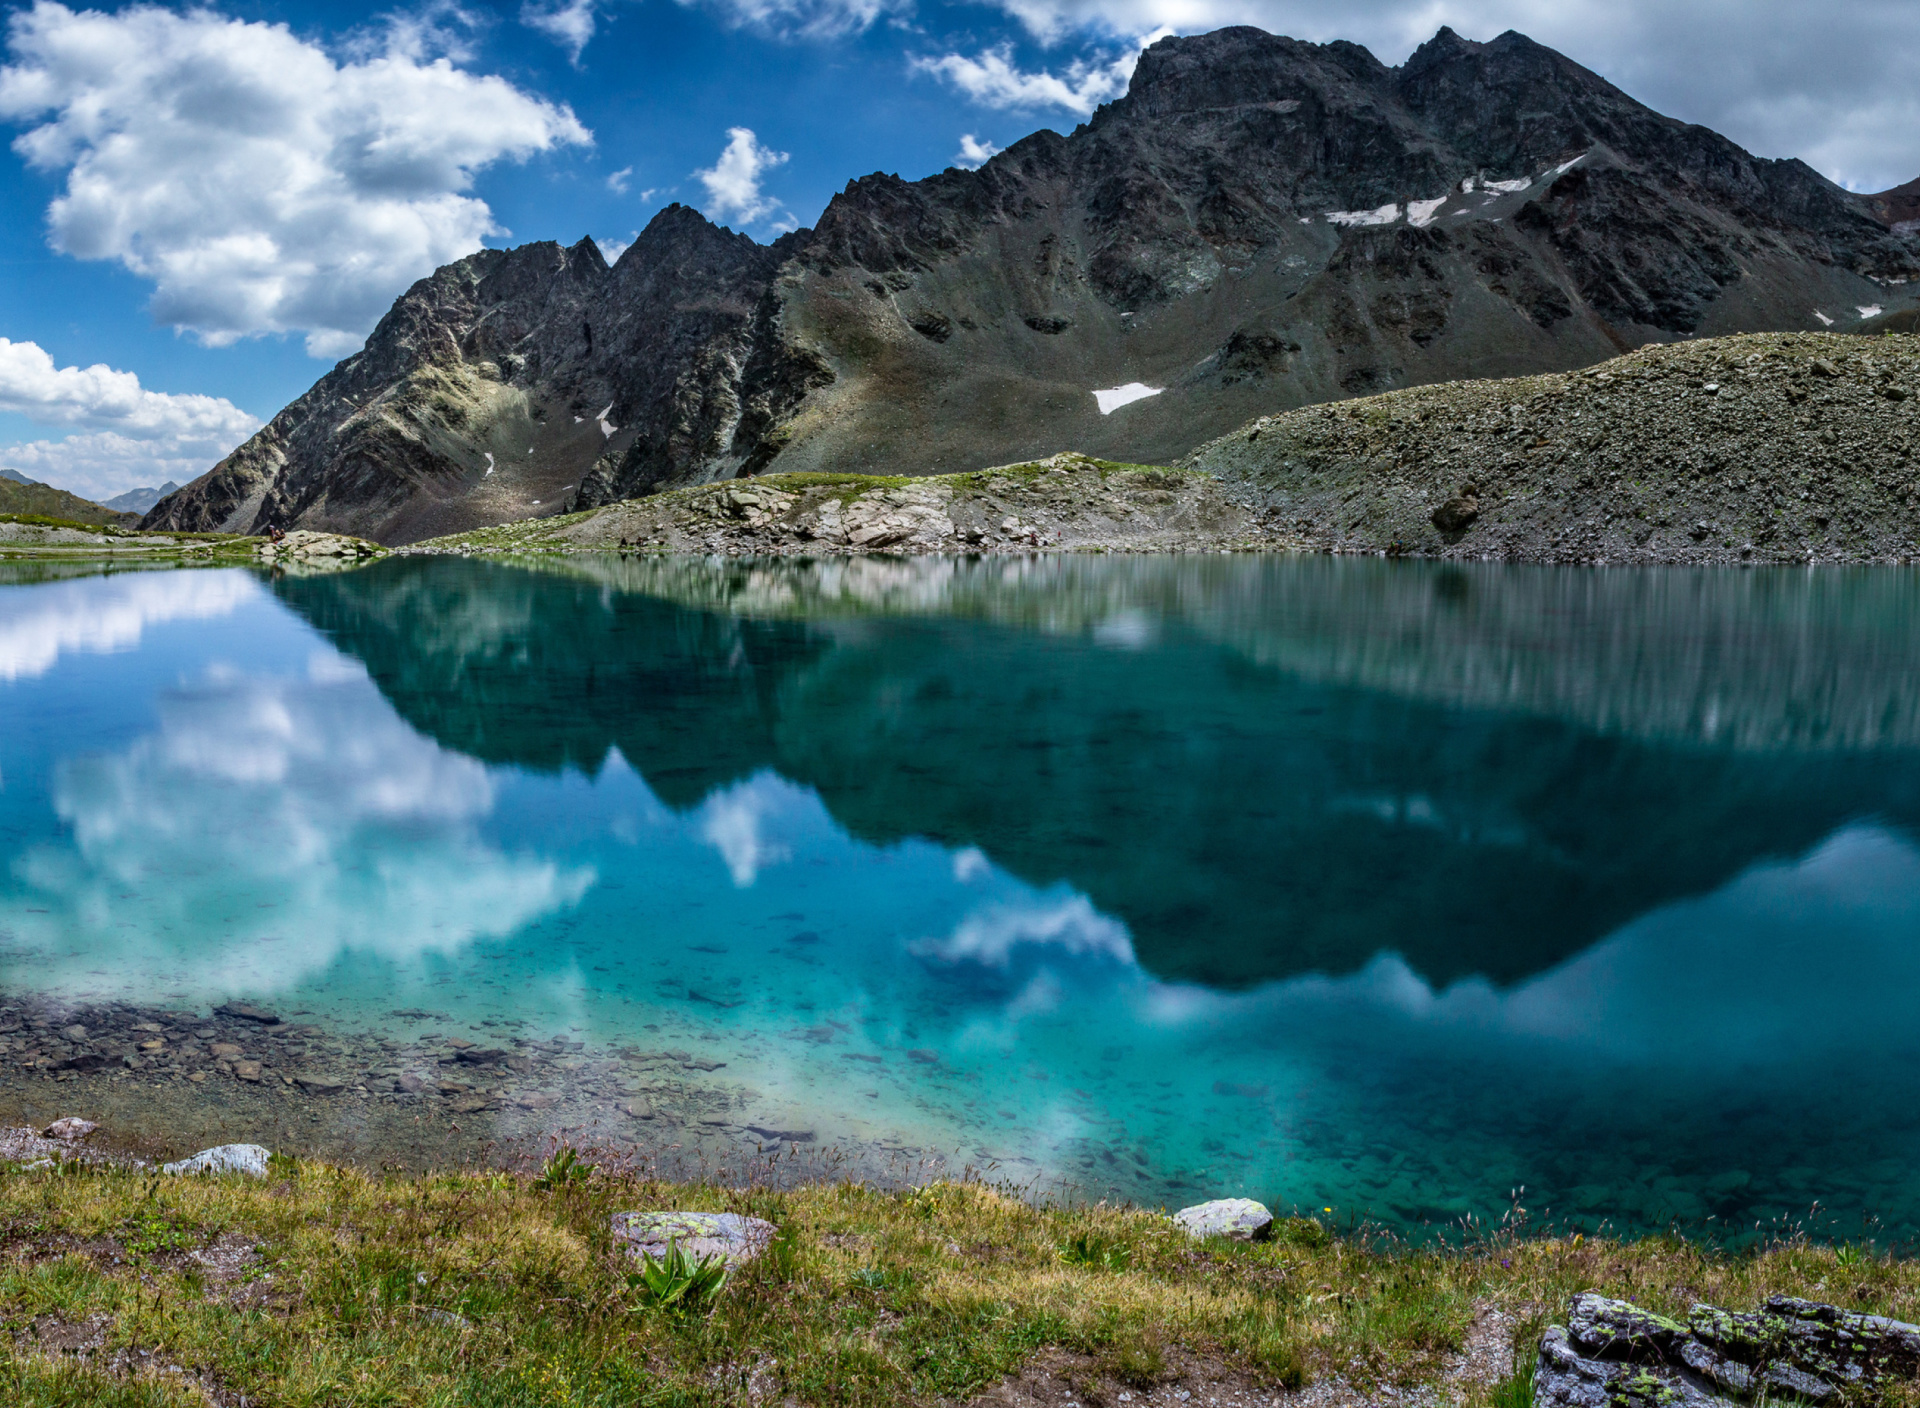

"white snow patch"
[483, 453, 495, 476]
[1326, 204, 1400, 227]
[1093, 383, 1163, 414]
[1813, 310, 1835, 326]
[1552, 156, 1583, 176]
[1483, 176, 1532, 194]
[1406, 197, 1448, 228]
[1858, 304, 1884, 319]
[1460, 176, 1476, 193]
[596, 403, 618, 437]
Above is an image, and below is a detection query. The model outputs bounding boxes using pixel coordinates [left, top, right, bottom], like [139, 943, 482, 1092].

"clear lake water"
[2, 552, 1919, 1244]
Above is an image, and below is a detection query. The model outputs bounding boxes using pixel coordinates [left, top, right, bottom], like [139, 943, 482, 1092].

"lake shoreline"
[0, 1141, 1914, 1407]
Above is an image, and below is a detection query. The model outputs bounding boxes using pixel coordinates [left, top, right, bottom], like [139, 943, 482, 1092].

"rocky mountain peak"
[145, 23, 1920, 545]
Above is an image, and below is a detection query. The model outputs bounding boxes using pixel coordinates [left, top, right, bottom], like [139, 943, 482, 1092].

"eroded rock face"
[144, 26, 1919, 546]
[1172, 1198, 1274, 1241]
[1534, 1291, 1920, 1406]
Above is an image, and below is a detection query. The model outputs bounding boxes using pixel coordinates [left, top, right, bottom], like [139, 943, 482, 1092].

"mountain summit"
[146, 26, 1920, 544]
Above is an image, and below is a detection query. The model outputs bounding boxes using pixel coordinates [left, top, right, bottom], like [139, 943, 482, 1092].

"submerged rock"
[1172, 1198, 1274, 1241]
[163, 1144, 271, 1178]
[611, 1211, 775, 1267]
[1534, 1291, 1920, 1406]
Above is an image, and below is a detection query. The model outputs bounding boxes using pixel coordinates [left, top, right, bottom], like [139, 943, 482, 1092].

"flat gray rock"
[162, 1143, 271, 1177]
[611, 1211, 775, 1267]
[1172, 1198, 1273, 1242]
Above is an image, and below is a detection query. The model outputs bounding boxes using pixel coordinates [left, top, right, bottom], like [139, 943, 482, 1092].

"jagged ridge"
[147, 25, 1920, 544]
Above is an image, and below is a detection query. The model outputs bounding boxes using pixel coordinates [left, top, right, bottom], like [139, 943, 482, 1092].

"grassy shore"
[1, 1151, 1915, 1407]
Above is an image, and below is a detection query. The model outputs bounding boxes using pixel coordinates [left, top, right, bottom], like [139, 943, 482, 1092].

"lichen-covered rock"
[43, 1118, 97, 1142]
[1534, 1291, 1920, 1406]
[610, 1211, 775, 1267]
[162, 1144, 271, 1177]
[1171, 1198, 1274, 1242]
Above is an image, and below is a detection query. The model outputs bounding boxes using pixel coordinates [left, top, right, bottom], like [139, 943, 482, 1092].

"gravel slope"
[1191, 331, 1920, 564]
[408, 332, 1920, 566]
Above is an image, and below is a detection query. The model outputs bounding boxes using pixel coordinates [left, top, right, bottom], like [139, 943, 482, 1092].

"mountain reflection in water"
[2, 554, 1918, 1238]
[278, 555, 1920, 992]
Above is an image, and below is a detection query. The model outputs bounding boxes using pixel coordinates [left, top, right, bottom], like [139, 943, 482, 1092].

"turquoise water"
[3, 553, 1920, 1241]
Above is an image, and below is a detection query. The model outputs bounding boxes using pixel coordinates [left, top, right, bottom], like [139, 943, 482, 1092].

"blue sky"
[2, 0, 1918, 501]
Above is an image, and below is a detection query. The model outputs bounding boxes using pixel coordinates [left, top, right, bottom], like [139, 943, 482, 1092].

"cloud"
[0, 337, 259, 498]
[697, 774, 793, 885]
[0, 2, 590, 359]
[912, 893, 1136, 968]
[606, 164, 633, 193]
[8, 649, 594, 1000]
[596, 232, 635, 263]
[953, 133, 1001, 168]
[913, 39, 1150, 115]
[695, 0, 897, 40]
[521, 0, 597, 63]
[694, 127, 790, 227]
[0, 569, 257, 682]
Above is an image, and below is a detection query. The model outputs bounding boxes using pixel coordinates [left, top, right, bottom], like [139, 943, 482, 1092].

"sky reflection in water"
[2, 555, 1919, 1240]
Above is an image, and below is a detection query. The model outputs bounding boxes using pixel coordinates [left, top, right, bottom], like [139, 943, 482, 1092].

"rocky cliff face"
[147, 25, 1920, 544]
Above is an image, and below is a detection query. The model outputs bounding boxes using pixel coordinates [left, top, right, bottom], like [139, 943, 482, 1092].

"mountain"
[145, 25, 1920, 545]
[0, 473, 139, 527]
[99, 481, 181, 514]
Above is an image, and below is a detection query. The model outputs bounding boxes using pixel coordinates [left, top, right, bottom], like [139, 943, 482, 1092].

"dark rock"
[745, 1125, 815, 1143]
[1534, 1291, 1920, 1406]
[51, 1053, 112, 1072]
[453, 1047, 509, 1065]
[1431, 493, 1481, 533]
[292, 1076, 345, 1094]
[216, 1003, 281, 1025]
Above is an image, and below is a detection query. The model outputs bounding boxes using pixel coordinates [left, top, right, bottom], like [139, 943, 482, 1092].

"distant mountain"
[0, 475, 139, 527]
[145, 24, 1920, 544]
[100, 481, 181, 514]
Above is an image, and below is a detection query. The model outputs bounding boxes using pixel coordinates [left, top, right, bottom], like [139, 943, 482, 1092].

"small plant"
[626, 1240, 729, 1315]
[1060, 1231, 1132, 1271]
[533, 1146, 592, 1192]
[1835, 1242, 1872, 1268]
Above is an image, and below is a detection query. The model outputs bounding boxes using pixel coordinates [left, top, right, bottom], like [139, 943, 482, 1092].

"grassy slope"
[0, 481, 138, 529]
[2, 1158, 1915, 1407]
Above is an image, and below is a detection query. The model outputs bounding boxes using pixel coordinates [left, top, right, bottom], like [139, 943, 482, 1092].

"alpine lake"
[2, 551, 1919, 1248]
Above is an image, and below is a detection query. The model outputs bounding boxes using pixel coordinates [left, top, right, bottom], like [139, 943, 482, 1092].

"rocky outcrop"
[407, 453, 1261, 557]
[1535, 1292, 1920, 1406]
[146, 27, 1920, 545]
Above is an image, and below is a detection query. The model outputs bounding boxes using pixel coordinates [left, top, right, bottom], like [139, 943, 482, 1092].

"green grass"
[0, 1157, 1913, 1406]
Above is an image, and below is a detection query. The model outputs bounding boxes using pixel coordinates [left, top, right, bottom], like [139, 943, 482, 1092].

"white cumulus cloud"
[521, 0, 598, 63]
[694, 126, 790, 228]
[0, 337, 261, 499]
[0, 1, 591, 359]
[912, 39, 1151, 115]
[953, 133, 1001, 168]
